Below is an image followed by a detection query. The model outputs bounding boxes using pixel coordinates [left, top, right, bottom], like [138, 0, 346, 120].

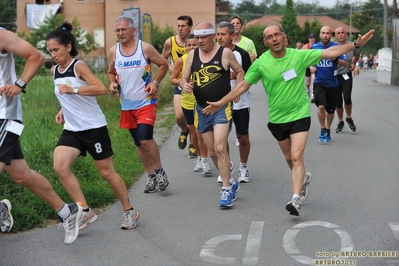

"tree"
[281, 0, 302, 47]
[233, 0, 266, 22]
[351, 0, 384, 52]
[242, 25, 268, 55]
[301, 19, 323, 44]
[15, 14, 97, 75]
[18, 14, 97, 59]
[0, 0, 16, 31]
[151, 23, 175, 54]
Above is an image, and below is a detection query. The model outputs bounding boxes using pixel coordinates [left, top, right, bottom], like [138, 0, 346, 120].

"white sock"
[222, 187, 230, 191]
[240, 163, 247, 168]
[292, 194, 301, 200]
[57, 203, 70, 219]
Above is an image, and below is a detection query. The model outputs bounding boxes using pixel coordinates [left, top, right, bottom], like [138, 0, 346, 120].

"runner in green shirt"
[203, 25, 374, 216]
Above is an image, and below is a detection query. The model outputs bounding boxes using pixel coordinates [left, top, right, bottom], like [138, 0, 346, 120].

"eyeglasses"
[195, 35, 212, 40]
[114, 28, 132, 34]
[264, 31, 283, 41]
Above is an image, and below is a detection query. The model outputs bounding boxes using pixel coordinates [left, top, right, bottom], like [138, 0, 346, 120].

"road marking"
[200, 234, 242, 265]
[388, 223, 399, 241]
[200, 221, 264, 265]
[242, 221, 264, 265]
[283, 221, 354, 265]
[387, 223, 399, 265]
[201, 221, 398, 265]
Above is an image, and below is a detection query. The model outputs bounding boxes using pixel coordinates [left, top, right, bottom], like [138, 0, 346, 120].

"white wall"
[377, 48, 392, 85]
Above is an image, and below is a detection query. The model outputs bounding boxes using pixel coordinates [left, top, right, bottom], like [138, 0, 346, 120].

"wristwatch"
[353, 39, 360, 49]
[73, 87, 79, 94]
[152, 80, 160, 88]
[15, 78, 26, 93]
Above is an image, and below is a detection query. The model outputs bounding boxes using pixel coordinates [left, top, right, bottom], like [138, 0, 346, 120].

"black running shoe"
[346, 117, 357, 132]
[178, 130, 189, 149]
[188, 144, 197, 158]
[335, 121, 344, 133]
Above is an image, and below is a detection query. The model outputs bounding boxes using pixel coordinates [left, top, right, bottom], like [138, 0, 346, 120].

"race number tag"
[282, 69, 297, 82]
[6, 120, 24, 136]
[342, 74, 350, 80]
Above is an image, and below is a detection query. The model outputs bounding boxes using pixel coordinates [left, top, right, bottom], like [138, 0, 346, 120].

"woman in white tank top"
[46, 22, 140, 231]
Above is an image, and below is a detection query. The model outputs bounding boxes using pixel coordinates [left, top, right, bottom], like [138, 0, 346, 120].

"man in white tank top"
[0, 27, 83, 244]
[107, 16, 169, 194]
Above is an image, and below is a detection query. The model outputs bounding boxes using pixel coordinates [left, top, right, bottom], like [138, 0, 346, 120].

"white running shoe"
[230, 161, 235, 175]
[121, 208, 140, 230]
[301, 172, 313, 202]
[0, 199, 13, 233]
[202, 158, 212, 176]
[286, 197, 302, 216]
[217, 162, 235, 184]
[238, 167, 250, 183]
[59, 202, 83, 245]
[194, 157, 203, 172]
[79, 208, 98, 230]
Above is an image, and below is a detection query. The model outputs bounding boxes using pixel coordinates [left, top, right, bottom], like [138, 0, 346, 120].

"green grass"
[0, 72, 174, 231]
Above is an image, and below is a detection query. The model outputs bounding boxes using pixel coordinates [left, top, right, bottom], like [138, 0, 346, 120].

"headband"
[194, 29, 215, 36]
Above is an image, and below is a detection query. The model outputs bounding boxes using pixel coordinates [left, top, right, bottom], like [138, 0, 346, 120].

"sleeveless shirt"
[114, 40, 156, 110]
[180, 53, 196, 110]
[191, 46, 230, 107]
[0, 27, 21, 120]
[231, 45, 251, 110]
[170, 35, 187, 64]
[54, 58, 106, 131]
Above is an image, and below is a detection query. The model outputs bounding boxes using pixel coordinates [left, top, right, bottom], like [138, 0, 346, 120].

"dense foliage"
[0, 0, 16, 31]
[230, 0, 393, 54]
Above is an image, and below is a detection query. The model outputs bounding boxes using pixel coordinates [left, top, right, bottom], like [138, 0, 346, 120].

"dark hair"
[229, 15, 243, 25]
[46, 22, 78, 57]
[187, 33, 195, 40]
[284, 33, 290, 46]
[177, 15, 193, 27]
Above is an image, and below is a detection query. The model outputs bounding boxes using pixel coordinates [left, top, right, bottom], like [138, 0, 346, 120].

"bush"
[242, 25, 269, 56]
[152, 23, 176, 54]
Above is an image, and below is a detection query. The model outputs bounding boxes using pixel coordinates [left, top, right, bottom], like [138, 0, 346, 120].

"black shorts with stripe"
[56, 126, 113, 160]
[0, 120, 24, 165]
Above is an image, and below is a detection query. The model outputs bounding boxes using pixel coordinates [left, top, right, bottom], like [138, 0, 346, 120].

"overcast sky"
[229, 0, 335, 8]
[228, 0, 391, 9]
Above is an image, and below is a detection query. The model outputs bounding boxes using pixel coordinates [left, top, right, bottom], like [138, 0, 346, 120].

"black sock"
[155, 168, 163, 174]
[149, 174, 156, 179]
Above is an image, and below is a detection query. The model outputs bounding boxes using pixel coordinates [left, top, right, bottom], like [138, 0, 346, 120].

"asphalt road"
[1, 70, 398, 266]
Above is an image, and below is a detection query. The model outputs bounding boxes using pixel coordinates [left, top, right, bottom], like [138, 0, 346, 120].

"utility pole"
[384, 0, 388, 47]
[349, 4, 352, 38]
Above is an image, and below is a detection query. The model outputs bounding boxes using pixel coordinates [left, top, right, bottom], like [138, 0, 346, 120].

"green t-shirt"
[245, 48, 322, 124]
